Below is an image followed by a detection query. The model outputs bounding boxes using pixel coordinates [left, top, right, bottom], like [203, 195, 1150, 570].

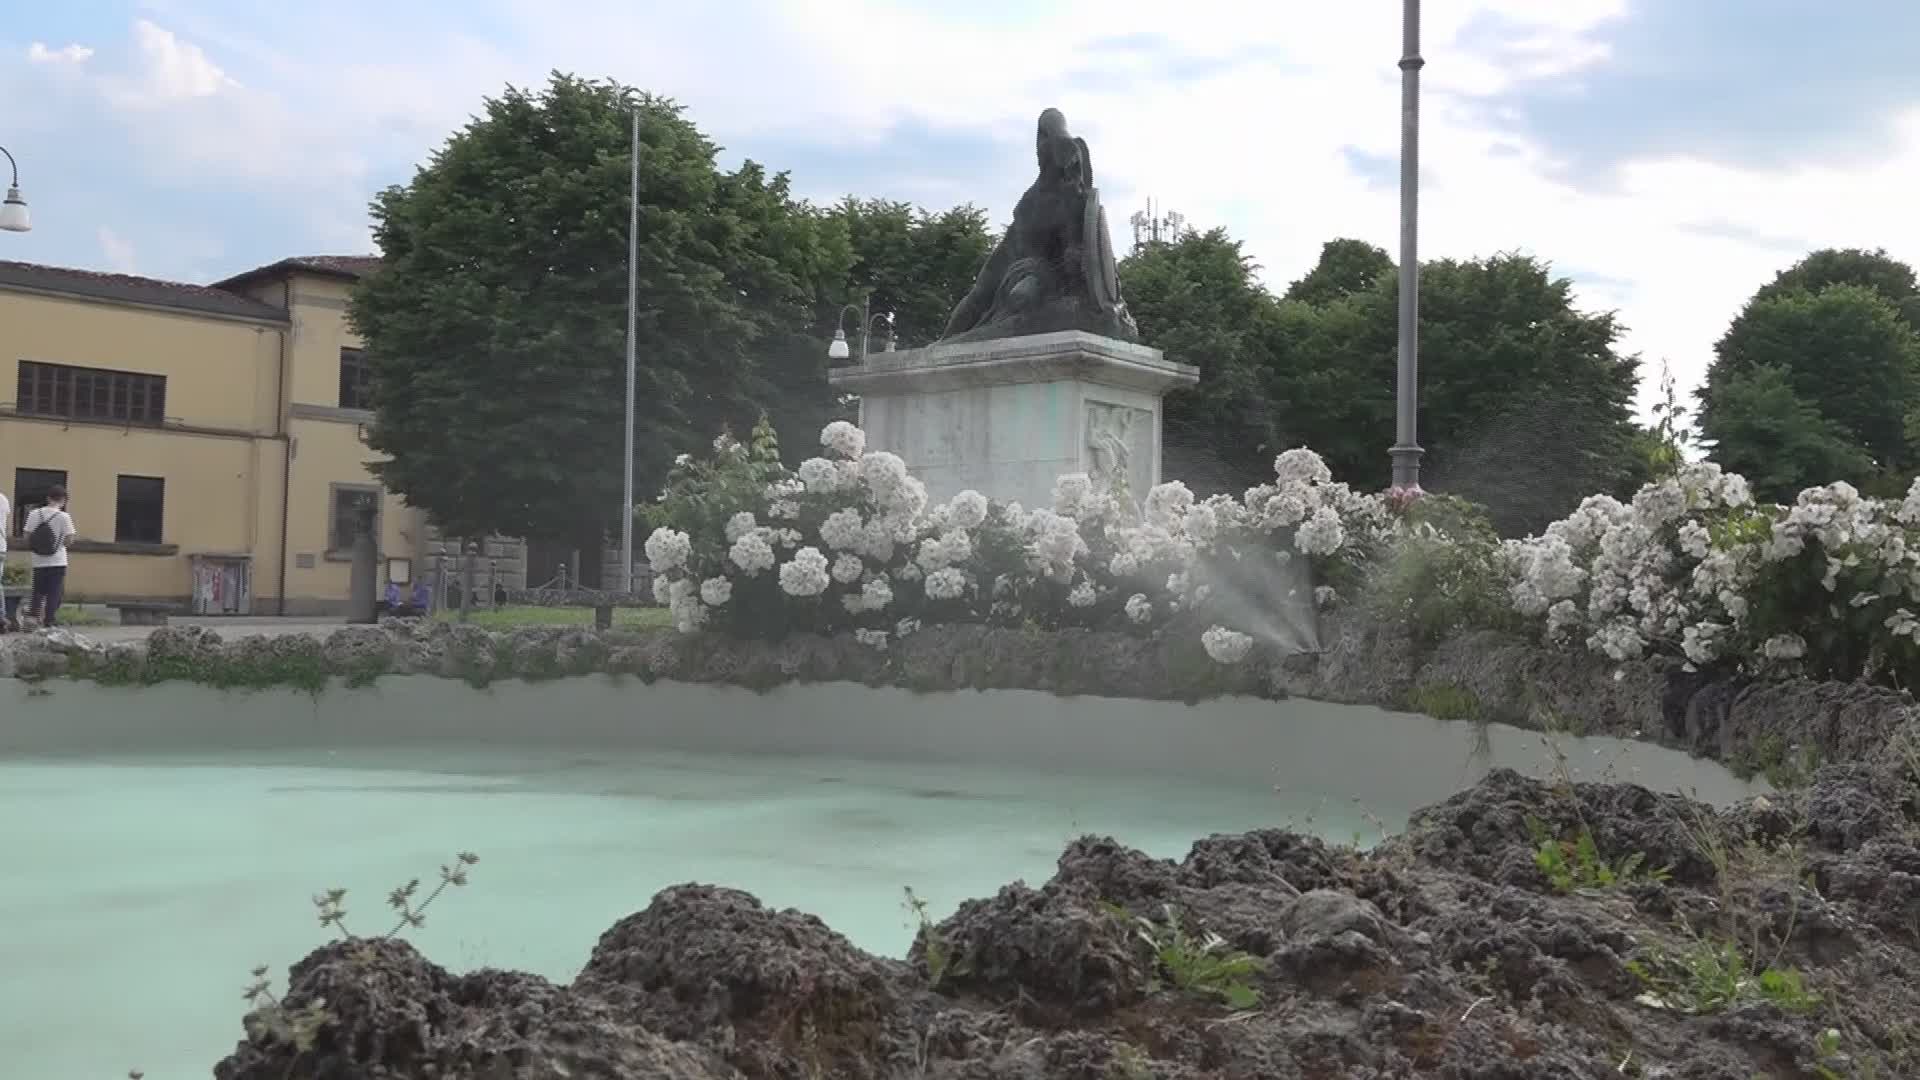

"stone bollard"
[346, 502, 378, 624]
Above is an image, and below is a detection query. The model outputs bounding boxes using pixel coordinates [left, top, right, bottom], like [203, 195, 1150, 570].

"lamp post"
[0, 145, 30, 233]
[619, 108, 640, 594]
[1388, 0, 1424, 491]
[825, 291, 895, 363]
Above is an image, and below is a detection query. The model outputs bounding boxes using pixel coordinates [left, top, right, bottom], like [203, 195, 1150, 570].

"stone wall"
[420, 527, 527, 601]
[5, 612, 1914, 778]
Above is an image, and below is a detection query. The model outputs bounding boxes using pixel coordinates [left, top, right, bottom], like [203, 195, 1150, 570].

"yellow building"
[0, 255, 502, 615]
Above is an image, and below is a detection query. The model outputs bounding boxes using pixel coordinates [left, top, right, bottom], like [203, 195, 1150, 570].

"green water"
[1, 746, 1375, 1079]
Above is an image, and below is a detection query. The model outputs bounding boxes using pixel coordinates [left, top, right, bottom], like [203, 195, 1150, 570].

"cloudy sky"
[6, 1, 1920, 418]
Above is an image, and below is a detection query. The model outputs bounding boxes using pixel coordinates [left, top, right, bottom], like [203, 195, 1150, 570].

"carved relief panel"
[1084, 401, 1154, 508]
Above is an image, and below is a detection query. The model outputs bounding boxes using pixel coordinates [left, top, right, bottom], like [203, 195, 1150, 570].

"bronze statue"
[940, 108, 1139, 344]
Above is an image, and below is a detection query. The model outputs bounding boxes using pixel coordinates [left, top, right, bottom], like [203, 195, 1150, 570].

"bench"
[108, 601, 178, 626]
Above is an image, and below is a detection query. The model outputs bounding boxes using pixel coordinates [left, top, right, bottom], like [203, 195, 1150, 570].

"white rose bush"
[1502, 461, 1920, 686]
[640, 418, 1391, 657]
[642, 416, 1920, 686]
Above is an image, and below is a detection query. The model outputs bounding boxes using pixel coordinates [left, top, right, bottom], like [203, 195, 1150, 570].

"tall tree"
[1699, 281, 1920, 500]
[1276, 253, 1645, 534]
[351, 74, 849, 583]
[1120, 227, 1292, 494]
[752, 199, 996, 464]
[831, 199, 995, 349]
[1283, 238, 1393, 306]
[1697, 366, 1874, 501]
[1122, 232, 1644, 528]
[1753, 247, 1920, 329]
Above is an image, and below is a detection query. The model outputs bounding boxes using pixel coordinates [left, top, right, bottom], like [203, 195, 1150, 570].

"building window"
[115, 475, 165, 544]
[17, 361, 166, 425]
[13, 467, 67, 535]
[338, 348, 372, 411]
[328, 484, 381, 553]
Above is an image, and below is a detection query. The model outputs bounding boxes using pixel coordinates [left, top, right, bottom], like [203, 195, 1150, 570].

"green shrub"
[1403, 682, 1481, 722]
[1364, 494, 1518, 649]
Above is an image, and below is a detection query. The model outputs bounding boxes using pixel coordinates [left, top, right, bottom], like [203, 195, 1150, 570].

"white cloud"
[122, 19, 238, 103]
[19, 3, 1920, 427]
[97, 226, 138, 273]
[27, 43, 94, 65]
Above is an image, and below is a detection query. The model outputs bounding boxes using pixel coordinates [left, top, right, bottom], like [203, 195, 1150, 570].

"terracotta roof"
[213, 254, 383, 290]
[0, 259, 289, 322]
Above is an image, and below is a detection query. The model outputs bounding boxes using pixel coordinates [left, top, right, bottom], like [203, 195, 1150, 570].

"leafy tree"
[1284, 238, 1393, 306]
[1698, 366, 1874, 502]
[351, 74, 849, 583]
[830, 199, 995, 350]
[747, 199, 996, 468]
[1120, 227, 1293, 494]
[1754, 247, 1920, 329]
[1277, 253, 1645, 534]
[1123, 232, 1644, 528]
[1699, 283, 1920, 499]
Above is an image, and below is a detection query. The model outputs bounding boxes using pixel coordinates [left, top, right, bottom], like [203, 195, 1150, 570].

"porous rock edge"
[4, 608, 1911, 773]
[8, 618, 1915, 1076]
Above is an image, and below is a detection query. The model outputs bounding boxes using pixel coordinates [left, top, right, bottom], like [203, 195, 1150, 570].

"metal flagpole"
[620, 106, 640, 593]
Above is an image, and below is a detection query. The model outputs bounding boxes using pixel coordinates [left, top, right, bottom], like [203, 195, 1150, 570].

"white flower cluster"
[1201, 625, 1254, 665]
[1504, 461, 1920, 679]
[644, 424, 1390, 667]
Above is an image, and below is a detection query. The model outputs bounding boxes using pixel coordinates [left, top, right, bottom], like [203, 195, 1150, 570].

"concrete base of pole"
[1389, 444, 1425, 491]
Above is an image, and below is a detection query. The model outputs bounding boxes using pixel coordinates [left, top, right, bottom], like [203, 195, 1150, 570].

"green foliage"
[1125, 235, 1645, 531]
[642, 416, 787, 540]
[1385, 255, 1646, 535]
[1403, 683, 1481, 723]
[439, 605, 671, 630]
[1754, 246, 1920, 329]
[1123, 903, 1265, 1009]
[903, 886, 966, 988]
[1365, 494, 1518, 649]
[1526, 816, 1671, 892]
[1730, 733, 1821, 789]
[71, 646, 335, 694]
[1698, 365, 1877, 506]
[1107, 1045, 1156, 1080]
[211, 853, 479, 1073]
[1283, 238, 1393, 306]
[351, 74, 853, 570]
[1, 561, 25, 587]
[1701, 278, 1920, 502]
[1122, 227, 1295, 495]
[830, 198, 996, 351]
[1635, 359, 1694, 480]
[1626, 936, 1820, 1015]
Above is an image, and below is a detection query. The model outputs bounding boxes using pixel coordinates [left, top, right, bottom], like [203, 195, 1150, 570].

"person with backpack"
[0, 486, 12, 631]
[23, 485, 75, 628]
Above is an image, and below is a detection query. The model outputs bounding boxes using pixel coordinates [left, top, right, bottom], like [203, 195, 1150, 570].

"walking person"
[0, 486, 11, 631]
[23, 485, 74, 629]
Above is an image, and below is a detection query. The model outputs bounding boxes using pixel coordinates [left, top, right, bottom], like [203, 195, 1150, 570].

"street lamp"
[619, 108, 640, 593]
[826, 291, 894, 362]
[1388, 0, 1424, 491]
[0, 146, 29, 234]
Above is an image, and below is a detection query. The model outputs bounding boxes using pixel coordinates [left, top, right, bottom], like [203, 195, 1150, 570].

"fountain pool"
[0, 676, 1766, 1078]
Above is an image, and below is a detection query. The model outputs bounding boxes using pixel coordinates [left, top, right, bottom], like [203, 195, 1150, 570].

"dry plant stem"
[235, 853, 480, 1065]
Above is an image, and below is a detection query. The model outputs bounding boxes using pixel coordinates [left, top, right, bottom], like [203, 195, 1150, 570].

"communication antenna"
[1130, 198, 1185, 250]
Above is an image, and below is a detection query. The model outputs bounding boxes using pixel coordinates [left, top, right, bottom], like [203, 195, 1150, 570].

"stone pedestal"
[828, 330, 1199, 511]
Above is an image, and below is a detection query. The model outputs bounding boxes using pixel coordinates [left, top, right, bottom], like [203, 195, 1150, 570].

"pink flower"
[1384, 485, 1426, 514]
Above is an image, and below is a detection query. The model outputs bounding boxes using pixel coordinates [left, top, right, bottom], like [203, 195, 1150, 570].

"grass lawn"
[434, 604, 671, 630]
